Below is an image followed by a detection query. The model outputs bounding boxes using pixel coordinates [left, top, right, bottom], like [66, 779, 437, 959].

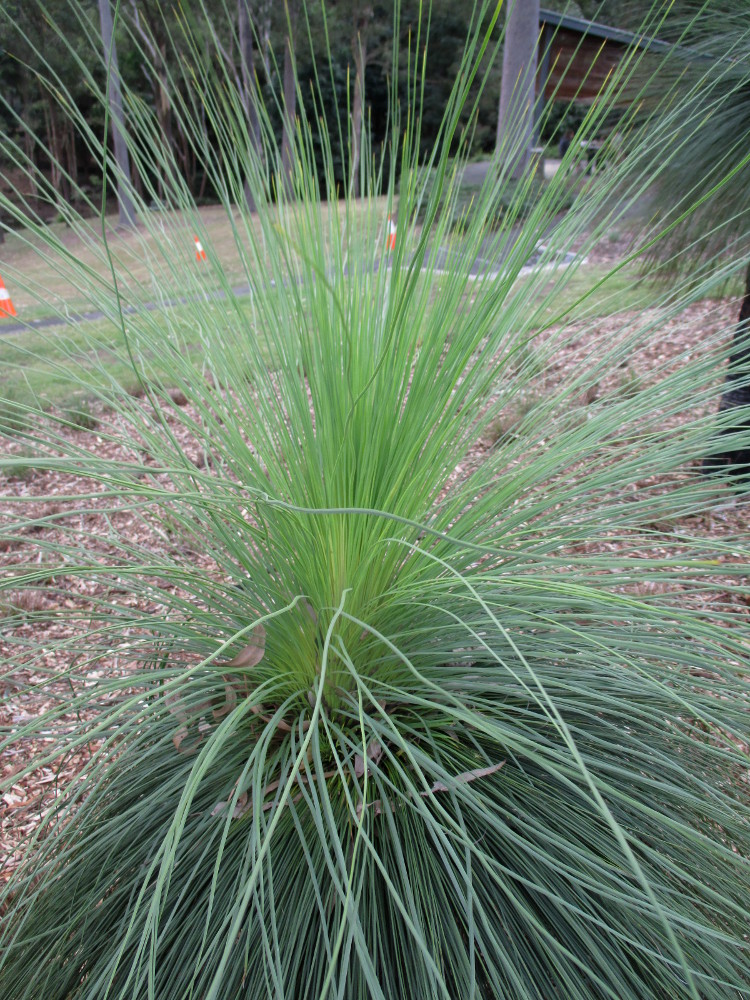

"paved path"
[461, 158, 562, 186]
[0, 282, 253, 338]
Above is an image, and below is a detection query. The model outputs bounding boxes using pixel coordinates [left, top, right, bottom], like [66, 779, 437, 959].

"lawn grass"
[0, 199, 738, 427]
[0, 206, 254, 322]
[0, 258, 709, 425]
[535, 258, 659, 321]
[0, 294, 272, 425]
[0, 198, 391, 323]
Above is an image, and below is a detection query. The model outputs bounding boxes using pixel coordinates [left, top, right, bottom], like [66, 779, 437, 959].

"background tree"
[348, 0, 374, 196]
[636, 1, 750, 275]
[237, 0, 260, 133]
[0, 0, 100, 211]
[97, 0, 136, 227]
[280, 0, 299, 193]
[125, 0, 182, 201]
[630, 0, 750, 483]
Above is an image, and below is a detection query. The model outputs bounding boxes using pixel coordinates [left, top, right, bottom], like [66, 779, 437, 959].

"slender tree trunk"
[126, 3, 173, 204]
[495, 0, 540, 179]
[21, 81, 38, 200]
[67, 119, 78, 192]
[157, 42, 174, 156]
[45, 99, 65, 199]
[184, 131, 196, 193]
[350, 2, 372, 199]
[350, 35, 366, 198]
[43, 101, 56, 192]
[57, 120, 72, 202]
[257, 0, 272, 79]
[98, 0, 137, 227]
[151, 46, 175, 201]
[198, 82, 209, 201]
[280, 0, 298, 195]
[132, 161, 144, 199]
[238, 0, 263, 209]
[701, 261, 750, 478]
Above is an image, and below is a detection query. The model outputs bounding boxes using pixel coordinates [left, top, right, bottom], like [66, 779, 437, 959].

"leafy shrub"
[0, 4, 749, 1000]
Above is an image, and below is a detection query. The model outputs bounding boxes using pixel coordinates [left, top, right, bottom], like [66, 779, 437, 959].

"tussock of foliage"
[0, 2, 749, 999]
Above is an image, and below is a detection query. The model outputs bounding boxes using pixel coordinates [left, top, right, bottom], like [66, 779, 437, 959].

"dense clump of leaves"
[637, 0, 750, 275]
[0, 3, 749, 999]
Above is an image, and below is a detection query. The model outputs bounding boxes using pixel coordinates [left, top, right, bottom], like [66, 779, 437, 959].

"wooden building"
[537, 8, 671, 105]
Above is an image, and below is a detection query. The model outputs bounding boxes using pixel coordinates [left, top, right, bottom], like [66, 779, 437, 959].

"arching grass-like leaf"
[0, 3, 749, 999]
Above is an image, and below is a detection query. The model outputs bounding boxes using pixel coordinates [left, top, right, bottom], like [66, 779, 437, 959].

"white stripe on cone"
[0, 279, 16, 315]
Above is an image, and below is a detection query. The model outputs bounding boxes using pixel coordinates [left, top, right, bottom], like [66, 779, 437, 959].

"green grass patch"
[0, 255, 729, 421]
[0, 199, 391, 325]
[0, 294, 278, 417]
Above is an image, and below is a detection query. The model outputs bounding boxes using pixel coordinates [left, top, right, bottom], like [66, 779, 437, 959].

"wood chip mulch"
[2, 254, 749, 885]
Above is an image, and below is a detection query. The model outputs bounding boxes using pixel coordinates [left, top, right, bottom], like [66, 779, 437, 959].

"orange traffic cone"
[387, 216, 397, 252]
[0, 274, 16, 317]
[194, 236, 207, 262]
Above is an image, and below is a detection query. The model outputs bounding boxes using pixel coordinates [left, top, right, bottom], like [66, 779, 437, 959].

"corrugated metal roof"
[539, 8, 672, 54]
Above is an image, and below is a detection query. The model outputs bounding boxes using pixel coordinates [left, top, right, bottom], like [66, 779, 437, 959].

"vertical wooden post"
[496, 0, 541, 179]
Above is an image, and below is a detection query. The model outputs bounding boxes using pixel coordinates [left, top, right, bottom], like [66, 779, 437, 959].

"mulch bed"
[2, 249, 749, 885]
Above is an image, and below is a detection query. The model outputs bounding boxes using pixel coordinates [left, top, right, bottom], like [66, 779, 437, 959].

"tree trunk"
[280, 0, 298, 196]
[157, 42, 174, 157]
[132, 161, 144, 200]
[701, 261, 750, 479]
[350, 3, 372, 200]
[257, 0, 272, 80]
[21, 80, 38, 201]
[66, 118, 78, 193]
[351, 28, 366, 198]
[126, 2, 173, 204]
[98, 0, 137, 227]
[57, 116, 72, 202]
[45, 99, 68, 202]
[495, 0, 540, 179]
[43, 101, 55, 193]
[238, 0, 263, 209]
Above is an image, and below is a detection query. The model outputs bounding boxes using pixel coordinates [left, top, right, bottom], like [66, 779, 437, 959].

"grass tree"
[0, 2, 749, 998]
[637, 0, 750, 483]
[638, 0, 750, 274]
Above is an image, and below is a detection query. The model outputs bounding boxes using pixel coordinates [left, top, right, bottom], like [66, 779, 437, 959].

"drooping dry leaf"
[167, 692, 212, 751]
[354, 740, 383, 777]
[221, 623, 266, 669]
[172, 724, 203, 754]
[425, 760, 505, 794]
[165, 692, 187, 724]
[212, 678, 237, 720]
[358, 760, 506, 817]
